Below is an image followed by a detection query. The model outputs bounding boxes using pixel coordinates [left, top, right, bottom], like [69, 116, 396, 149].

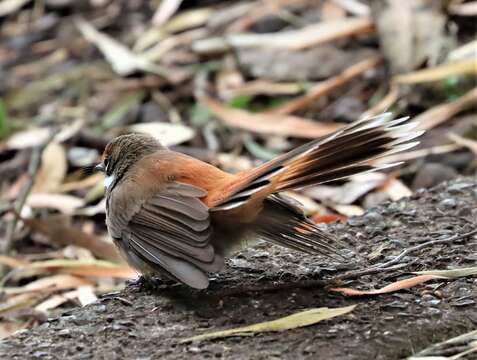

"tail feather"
[213, 113, 422, 212]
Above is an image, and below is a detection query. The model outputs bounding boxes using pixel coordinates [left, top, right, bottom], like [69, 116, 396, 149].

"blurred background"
[0, 0, 475, 338]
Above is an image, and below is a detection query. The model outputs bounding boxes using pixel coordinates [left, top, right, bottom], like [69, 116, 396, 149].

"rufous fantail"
[96, 113, 422, 289]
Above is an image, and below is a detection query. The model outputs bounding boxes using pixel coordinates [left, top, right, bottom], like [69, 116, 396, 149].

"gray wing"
[125, 182, 223, 289]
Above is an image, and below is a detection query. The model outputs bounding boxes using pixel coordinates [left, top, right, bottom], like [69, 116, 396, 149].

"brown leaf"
[26, 193, 85, 215]
[330, 275, 440, 296]
[32, 142, 67, 193]
[22, 217, 123, 263]
[414, 87, 477, 130]
[200, 96, 341, 138]
[266, 55, 383, 115]
[4, 274, 94, 295]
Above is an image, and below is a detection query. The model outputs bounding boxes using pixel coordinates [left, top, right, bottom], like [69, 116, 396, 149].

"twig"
[265, 55, 383, 115]
[333, 228, 477, 282]
[1, 131, 56, 258]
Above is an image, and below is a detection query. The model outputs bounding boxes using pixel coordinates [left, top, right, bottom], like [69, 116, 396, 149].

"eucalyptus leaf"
[180, 305, 356, 343]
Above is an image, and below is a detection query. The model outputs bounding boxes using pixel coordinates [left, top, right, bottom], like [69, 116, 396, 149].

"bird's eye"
[104, 157, 110, 173]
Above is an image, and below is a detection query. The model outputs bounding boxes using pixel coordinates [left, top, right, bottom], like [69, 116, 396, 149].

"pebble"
[438, 198, 457, 210]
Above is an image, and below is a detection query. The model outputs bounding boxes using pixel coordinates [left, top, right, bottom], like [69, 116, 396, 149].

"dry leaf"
[267, 55, 383, 115]
[448, 1, 477, 16]
[414, 87, 477, 130]
[152, 0, 183, 26]
[0, 293, 40, 315]
[381, 178, 412, 201]
[394, 59, 477, 84]
[372, 0, 446, 73]
[58, 173, 103, 193]
[330, 274, 439, 296]
[448, 133, 477, 155]
[75, 18, 166, 76]
[180, 305, 356, 343]
[20, 259, 136, 279]
[200, 96, 342, 138]
[4, 274, 94, 295]
[22, 217, 122, 262]
[26, 193, 84, 215]
[331, 266, 477, 296]
[129, 122, 195, 147]
[32, 142, 67, 193]
[193, 17, 373, 52]
[414, 266, 477, 278]
[0, 0, 31, 17]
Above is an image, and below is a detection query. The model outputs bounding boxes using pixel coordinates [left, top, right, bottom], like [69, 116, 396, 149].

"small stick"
[333, 228, 477, 282]
[1, 131, 56, 258]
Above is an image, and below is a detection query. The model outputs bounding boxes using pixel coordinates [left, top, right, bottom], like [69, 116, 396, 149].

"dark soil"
[1, 178, 476, 360]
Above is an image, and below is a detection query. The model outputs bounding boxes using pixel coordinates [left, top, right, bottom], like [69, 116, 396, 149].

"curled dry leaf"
[267, 55, 383, 115]
[193, 17, 373, 53]
[414, 87, 477, 131]
[22, 217, 123, 262]
[4, 274, 94, 295]
[448, 133, 477, 155]
[32, 142, 67, 193]
[394, 59, 477, 84]
[19, 259, 136, 279]
[200, 96, 342, 138]
[129, 122, 195, 147]
[26, 193, 84, 215]
[75, 18, 166, 77]
[180, 305, 356, 343]
[330, 274, 440, 296]
[0, 0, 31, 17]
[372, 0, 446, 73]
[331, 266, 477, 296]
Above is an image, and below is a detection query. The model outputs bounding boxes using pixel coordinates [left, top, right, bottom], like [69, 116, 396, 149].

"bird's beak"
[95, 163, 105, 172]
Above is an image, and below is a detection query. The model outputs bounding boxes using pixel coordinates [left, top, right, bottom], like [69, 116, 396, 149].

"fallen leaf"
[75, 18, 166, 76]
[312, 213, 346, 224]
[152, 0, 184, 26]
[26, 193, 84, 215]
[22, 217, 122, 262]
[0, 293, 40, 315]
[180, 305, 356, 343]
[200, 96, 342, 138]
[372, 0, 446, 73]
[4, 274, 94, 295]
[394, 59, 477, 84]
[32, 142, 67, 193]
[330, 275, 439, 296]
[331, 266, 477, 296]
[193, 17, 373, 52]
[414, 266, 477, 278]
[414, 87, 477, 130]
[381, 178, 412, 201]
[58, 173, 103, 193]
[129, 122, 195, 147]
[447, 39, 477, 62]
[448, 0, 477, 16]
[267, 55, 383, 115]
[448, 133, 477, 155]
[20, 259, 136, 279]
[0, 0, 31, 17]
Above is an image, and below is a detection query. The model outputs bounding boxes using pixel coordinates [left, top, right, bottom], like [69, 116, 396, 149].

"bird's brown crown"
[101, 133, 163, 181]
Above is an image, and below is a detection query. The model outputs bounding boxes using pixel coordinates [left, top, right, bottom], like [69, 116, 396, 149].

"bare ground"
[1, 177, 476, 360]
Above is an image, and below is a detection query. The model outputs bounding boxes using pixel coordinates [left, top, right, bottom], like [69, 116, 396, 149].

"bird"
[95, 113, 422, 289]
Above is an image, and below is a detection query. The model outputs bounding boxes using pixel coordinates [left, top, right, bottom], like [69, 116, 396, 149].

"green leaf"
[189, 103, 212, 127]
[0, 99, 9, 139]
[180, 305, 356, 343]
[228, 95, 252, 110]
[414, 266, 477, 278]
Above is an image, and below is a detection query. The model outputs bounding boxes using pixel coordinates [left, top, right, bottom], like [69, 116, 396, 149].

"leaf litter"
[0, 0, 475, 348]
